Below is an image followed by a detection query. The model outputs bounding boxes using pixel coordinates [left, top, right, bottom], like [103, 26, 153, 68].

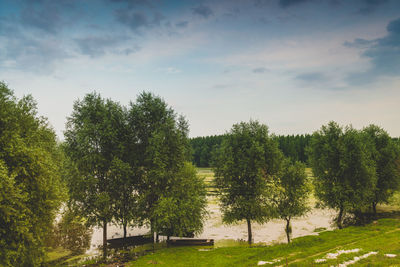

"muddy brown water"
[87, 195, 336, 254]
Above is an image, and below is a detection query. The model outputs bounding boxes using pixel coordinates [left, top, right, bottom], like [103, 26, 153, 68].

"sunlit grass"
[130, 218, 400, 266]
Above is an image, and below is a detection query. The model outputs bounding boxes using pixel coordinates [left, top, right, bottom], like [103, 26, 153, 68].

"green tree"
[152, 162, 207, 238]
[128, 92, 191, 242]
[129, 92, 188, 241]
[109, 157, 139, 240]
[363, 125, 400, 215]
[0, 82, 65, 266]
[47, 208, 93, 255]
[64, 93, 126, 258]
[272, 160, 310, 243]
[214, 121, 283, 244]
[308, 122, 376, 228]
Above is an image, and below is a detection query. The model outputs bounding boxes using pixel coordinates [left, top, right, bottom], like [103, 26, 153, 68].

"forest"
[190, 134, 312, 167]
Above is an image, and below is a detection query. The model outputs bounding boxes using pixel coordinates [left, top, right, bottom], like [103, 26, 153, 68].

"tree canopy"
[363, 125, 400, 214]
[0, 82, 65, 266]
[308, 121, 376, 228]
[272, 160, 310, 243]
[214, 120, 283, 244]
[64, 93, 127, 258]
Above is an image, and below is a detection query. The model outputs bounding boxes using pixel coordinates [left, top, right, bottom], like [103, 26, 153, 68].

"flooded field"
[88, 168, 336, 252]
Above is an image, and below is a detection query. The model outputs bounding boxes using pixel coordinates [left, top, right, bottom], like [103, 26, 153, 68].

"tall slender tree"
[272, 160, 310, 243]
[214, 121, 283, 244]
[64, 93, 126, 258]
[128, 92, 190, 242]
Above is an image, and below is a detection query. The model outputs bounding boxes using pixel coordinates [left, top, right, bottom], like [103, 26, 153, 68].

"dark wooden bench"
[167, 238, 214, 246]
[107, 235, 153, 248]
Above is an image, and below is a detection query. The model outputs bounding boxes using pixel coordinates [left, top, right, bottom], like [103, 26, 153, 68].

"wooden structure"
[107, 235, 153, 248]
[167, 238, 214, 246]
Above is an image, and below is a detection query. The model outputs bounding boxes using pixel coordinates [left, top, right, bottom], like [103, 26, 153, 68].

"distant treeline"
[190, 134, 312, 167]
[190, 135, 226, 167]
[190, 134, 400, 167]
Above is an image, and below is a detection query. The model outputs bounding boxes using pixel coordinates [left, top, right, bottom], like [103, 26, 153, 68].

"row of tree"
[63, 92, 207, 259]
[190, 134, 312, 167]
[214, 120, 400, 245]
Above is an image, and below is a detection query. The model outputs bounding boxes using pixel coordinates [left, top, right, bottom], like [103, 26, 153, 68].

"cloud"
[252, 67, 268, 73]
[279, 0, 312, 8]
[0, 27, 70, 74]
[74, 35, 139, 58]
[115, 10, 148, 30]
[175, 21, 189, 28]
[19, 0, 76, 34]
[343, 38, 376, 48]
[192, 5, 213, 19]
[357, 0, 388, 15]
[114, 9, 165, 31]
[296, 72, 326, 82]
[108, 0, 150, 6]
[346, 17, 400, 85]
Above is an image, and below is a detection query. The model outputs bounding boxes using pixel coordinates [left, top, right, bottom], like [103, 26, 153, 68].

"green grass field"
[129, 218, 400, 266]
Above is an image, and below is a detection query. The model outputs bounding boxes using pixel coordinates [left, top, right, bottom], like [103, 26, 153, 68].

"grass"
[129, 218, 400, 266]
[45, 247, 72, 262]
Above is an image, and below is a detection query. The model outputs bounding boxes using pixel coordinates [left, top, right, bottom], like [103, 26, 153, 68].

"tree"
[109, 157, 139, 240]
[46, 208, 93, 255]
[128, 92, 190, 242]
[0, 82, 65, 265]
[152, 162, 207, 239]
[64, 93, 127, 258]
[363, 125, 400, 215]
[308, 122, 376, 228]
[272, 160, 310, 243]
[214, 121, 283, 244]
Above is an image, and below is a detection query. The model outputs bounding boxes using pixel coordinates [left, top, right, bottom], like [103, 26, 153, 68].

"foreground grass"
[129, 218, 400, 266]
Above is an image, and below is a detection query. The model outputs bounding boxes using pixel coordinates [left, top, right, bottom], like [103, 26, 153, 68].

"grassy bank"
[129, 217, 400, 266]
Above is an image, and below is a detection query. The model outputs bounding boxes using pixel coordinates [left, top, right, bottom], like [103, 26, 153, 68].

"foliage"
[308, 121, 376, 228]
[152, 162, 207, 237]
[128, 92, 194, 239]
[363, 125, 400, 214]
[275, 134, 312, 163]
[190, 134, 311, 167]
[47, 208, 93, 255]
[214, 120, 283, 244]
[109, 157, 139, 239]
[64, 92, 127, 257]
[0, 82, 65, 266]
[272, 160, 310, 243]
[190, 135, 226, 167]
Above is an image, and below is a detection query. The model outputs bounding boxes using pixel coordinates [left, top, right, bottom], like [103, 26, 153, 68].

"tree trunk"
[150, 220, 155, 243]
[103, 220, 107, 260]
[337, 207, 344, 229]
[246, 218, 252, 245]
[123, 221, 127, 239]
[285, 219, 291, 244]
[372, 202, 377, 216]
[156, 232, 159, 243]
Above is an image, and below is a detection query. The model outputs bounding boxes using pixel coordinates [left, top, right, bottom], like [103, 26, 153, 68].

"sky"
[1, 0, 400, 138]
